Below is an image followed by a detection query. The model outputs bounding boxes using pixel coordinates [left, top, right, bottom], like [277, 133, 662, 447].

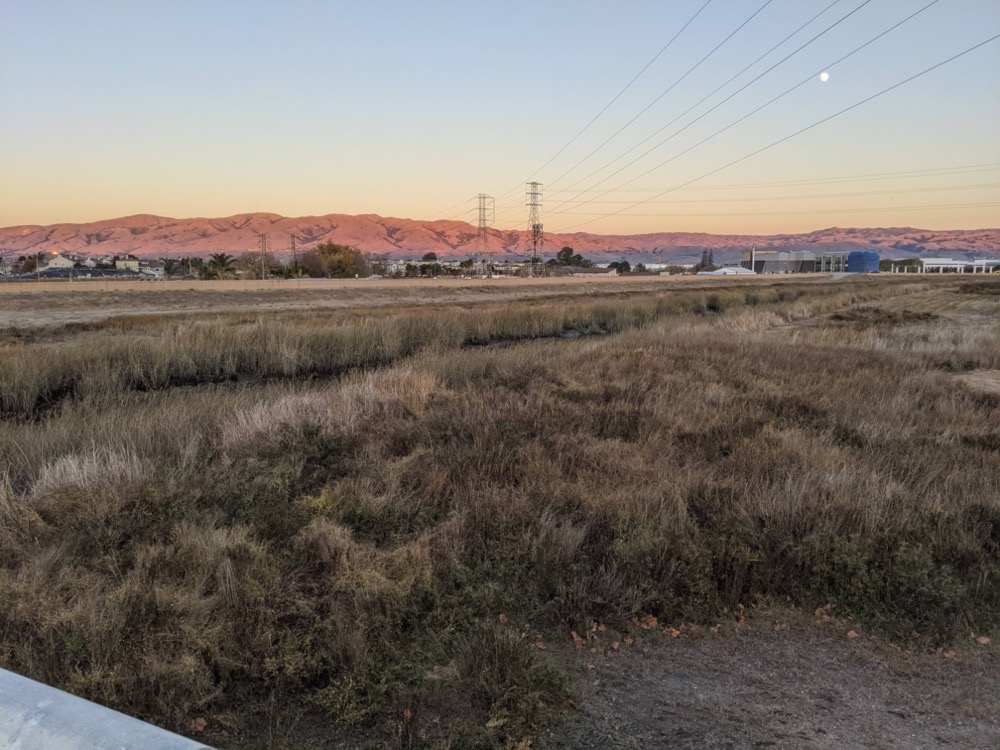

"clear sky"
[1, 0, 998, 235]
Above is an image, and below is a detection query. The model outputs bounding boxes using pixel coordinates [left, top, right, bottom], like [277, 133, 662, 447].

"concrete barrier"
[0, 668, 212, 750]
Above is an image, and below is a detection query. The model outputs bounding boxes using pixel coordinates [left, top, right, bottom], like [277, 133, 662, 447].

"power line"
[494, 0, 714, 202]
[546, 0, 849, 200]
[495, 0, 847, 225]
[420, 196, 475, 222]
[541, 164, 1000, 195]
[542, 182, 1000, 207]
[554, 32, 1000, 233]
[548, 201, 1000, 219]
[496, 176, 998, 228]
[544, 0, 777, 191]
[551, 0, 942, 218]
[666, 164, 1000, 191]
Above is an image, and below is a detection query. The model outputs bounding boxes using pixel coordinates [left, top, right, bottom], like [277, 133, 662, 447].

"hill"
[2, 213, 998, 264]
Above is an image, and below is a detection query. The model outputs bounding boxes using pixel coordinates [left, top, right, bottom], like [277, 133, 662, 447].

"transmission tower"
[474, 193, 494, 278]
[525, 181, 544, 277]
[288, 234, 299, 275]
[251, 230, 269, 279]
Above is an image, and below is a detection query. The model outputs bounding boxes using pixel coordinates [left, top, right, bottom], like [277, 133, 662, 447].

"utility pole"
[526, 182, 544, 277]
[475, 193, 494, 278]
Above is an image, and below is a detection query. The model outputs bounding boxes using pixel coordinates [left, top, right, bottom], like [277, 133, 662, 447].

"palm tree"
[208, 252, 236, 279]
[162, 259, 180, 279]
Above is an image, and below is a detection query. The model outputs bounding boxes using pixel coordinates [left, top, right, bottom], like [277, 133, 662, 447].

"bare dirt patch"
[543, 610, 999, 750]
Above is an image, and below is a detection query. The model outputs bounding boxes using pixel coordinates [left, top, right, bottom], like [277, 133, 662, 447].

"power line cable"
[543, 0, 777, 191]
[553, 32, 1000, 232]
[551, 201, 1000, 218]
[494, 0, 714, 202]
[423, 196, 477, 222]
[492, 165, 1000, 226]
[672, 164, 1000, 191]
[552, 0, 942, 217]
[545, 181, 1000, 207]
[546, 0, 848, 200]
[545, 164, 1000, 194]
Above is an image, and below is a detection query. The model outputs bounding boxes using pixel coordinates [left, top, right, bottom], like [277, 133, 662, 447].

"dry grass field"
[1, 276, 997, 748]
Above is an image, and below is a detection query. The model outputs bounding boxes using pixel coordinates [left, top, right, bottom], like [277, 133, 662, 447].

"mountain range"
[2, 213, 998, 265]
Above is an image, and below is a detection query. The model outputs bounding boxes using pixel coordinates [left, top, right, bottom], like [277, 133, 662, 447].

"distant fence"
[0, 668, 212, 750]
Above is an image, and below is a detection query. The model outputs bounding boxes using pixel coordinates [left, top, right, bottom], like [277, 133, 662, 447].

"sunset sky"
[1, 0, 998, 235]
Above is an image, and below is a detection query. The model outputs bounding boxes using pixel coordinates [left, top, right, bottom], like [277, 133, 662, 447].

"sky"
[1, 0, 998, 235]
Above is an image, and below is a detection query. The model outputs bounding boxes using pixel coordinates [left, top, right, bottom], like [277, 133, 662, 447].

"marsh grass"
[0, 278, 997, 747]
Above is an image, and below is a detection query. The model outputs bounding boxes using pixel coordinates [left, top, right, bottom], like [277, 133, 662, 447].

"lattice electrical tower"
[525, 181, 544, 277]
[288, 234, 301, 276]
[474, 193, 494, 278]
[251, 230, 269, 279]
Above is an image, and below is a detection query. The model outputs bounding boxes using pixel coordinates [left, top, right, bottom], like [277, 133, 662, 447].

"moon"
[819, 71, 830, 83]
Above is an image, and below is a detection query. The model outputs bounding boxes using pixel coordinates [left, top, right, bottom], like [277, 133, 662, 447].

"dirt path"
[541, 611, 999, 750]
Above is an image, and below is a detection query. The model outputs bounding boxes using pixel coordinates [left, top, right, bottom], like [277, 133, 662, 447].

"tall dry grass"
[0, 277, 996, 748]
[0, 280, 930, 420]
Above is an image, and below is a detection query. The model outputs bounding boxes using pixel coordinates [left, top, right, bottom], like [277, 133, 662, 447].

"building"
[815, 253, 848, 273]
[741, 250, 816, 274]
[911, 258, 1000, 273]
[846, 251, 880, 273]
[697, 266, 756, 276]
[114, 257, 140, 272]
[44, 254, 76, 269]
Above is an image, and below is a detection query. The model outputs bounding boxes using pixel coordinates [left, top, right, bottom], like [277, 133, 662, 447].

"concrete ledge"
[0, 668, 212, 750]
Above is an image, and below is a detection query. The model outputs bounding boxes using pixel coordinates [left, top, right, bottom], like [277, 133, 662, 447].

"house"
[44, 254, 76, 269]
[114, 257, 140, 272]
[139, 260, 164, 277]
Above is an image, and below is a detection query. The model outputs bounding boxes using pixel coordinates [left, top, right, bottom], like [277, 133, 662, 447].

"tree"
[236, 251, 281, 279]
[697, 250, 717, 272]
[634, 263, 647, 273]
[422, 252, 438, 262]
[162, 259, 180, 279]
[551, 246, 593, 268]
[301, 242, 366, 278]
[608, 260, 631, 274]
[209, 252, 236, 279]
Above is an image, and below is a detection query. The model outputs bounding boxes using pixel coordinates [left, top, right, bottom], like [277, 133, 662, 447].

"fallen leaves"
[975, 635, 991, 646]
[633, 614, 659, 630]
[188, 717, 207, 734]
[847, 630, 859, 640]
[814, 603, 835, 624]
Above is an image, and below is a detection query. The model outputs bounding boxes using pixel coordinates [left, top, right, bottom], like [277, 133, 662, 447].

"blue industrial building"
[846, 251, 880, 273]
